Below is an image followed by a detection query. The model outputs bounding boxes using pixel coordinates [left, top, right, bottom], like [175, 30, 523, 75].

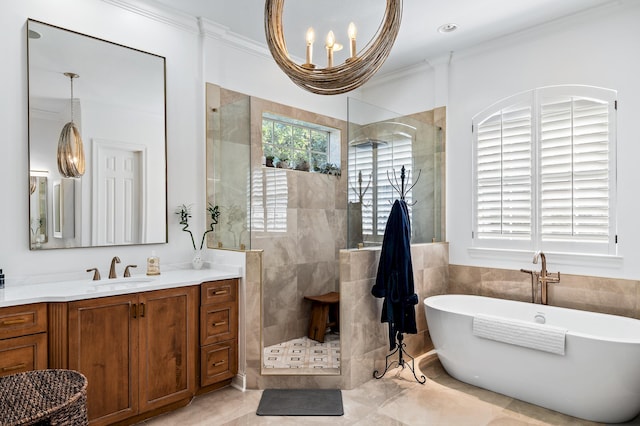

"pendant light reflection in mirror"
[57, 72, 85, 178]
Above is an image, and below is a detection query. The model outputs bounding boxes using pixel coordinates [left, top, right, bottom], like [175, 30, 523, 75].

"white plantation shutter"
[376, 137, 413, 234]
[251, 168, 288, 233]
[473, 85, 616, 255]
[348, 135, 413, 238]
[539, 94, 611, 242]
[349, 146, 374, 234]
[476, 102, 532, 239]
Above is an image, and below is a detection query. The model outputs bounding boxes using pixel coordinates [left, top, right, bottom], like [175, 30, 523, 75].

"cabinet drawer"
[200, 341, 236, 387]
[200, 303, 237, 346]
[201, 279, 237, 306]
[0, 304, 47, 340]
[0, 333, 48, 378]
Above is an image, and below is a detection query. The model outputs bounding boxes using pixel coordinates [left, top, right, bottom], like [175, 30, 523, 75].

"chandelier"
[264, 0, 402, 95]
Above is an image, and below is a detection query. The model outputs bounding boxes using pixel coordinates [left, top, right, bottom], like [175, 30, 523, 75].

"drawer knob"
[212, 290, 228, 295]
[2, 363, 26, 372]
[212, 360, 226, 367]
[1, 318, 28, 326]
[213, 321, 227, 327]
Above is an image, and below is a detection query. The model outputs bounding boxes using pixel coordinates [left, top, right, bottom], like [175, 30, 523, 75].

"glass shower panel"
[347, 98, 442, 247]
[206, 84, 251, 249]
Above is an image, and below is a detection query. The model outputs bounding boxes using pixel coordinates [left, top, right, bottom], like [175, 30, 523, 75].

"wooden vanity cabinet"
[0, 303, 47, 378]
[53, 286, 198, 425]
[199, 279, 238, 388]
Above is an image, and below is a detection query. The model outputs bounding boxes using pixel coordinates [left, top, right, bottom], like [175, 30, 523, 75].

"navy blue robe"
[371, 199, 419, 350]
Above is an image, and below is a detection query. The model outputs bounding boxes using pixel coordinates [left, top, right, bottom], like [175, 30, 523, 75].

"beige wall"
[449, 264, 640, 319]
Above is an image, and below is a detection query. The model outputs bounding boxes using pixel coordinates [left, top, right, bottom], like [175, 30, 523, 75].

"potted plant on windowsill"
[294, 154, 310, 171]
[319, 162, 341, 177]
[276, 157, 289, 168]
[265, 155, 275, 167]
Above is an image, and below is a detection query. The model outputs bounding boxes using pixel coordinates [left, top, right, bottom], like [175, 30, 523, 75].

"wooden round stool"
[304, 292, 340, 343]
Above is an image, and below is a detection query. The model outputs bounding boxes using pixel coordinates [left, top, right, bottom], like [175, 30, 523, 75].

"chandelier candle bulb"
[326, 30, 335, 68]
[305, 27, 315, 65]
[348, 22, 357, 58]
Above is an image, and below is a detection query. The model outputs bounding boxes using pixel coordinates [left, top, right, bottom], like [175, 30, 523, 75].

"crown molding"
[100, 0, 199, 34]
[198, 18, 274, 60]
[365, 60, 433, 89]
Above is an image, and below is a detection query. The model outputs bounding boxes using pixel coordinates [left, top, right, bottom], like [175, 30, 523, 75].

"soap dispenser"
[146, 252, 160, 276]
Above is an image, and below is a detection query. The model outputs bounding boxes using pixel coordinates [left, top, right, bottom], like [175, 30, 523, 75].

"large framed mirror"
[27, 19, 167, 249]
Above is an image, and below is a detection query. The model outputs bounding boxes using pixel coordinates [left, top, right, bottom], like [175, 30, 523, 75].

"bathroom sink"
[92, 277, 155, 291]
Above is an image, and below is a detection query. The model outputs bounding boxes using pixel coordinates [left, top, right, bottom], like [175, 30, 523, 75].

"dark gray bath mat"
[256, 389, 343, 416]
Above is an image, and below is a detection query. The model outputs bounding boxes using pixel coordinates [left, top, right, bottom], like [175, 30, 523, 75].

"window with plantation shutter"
[348, 135, 414, 240]
[472, 85, 617, 255]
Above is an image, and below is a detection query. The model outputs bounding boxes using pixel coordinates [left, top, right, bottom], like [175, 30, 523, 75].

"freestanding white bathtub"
[424, 294, 640, 423]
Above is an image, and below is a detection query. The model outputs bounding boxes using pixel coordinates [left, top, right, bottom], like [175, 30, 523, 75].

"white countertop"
[0, 266, 241, 308]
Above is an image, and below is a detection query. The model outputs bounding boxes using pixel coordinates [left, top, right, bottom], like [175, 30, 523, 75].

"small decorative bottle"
[146, 251, 160, 276]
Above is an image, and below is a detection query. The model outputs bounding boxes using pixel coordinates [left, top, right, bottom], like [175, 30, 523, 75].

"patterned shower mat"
[263, 333, 340, 371]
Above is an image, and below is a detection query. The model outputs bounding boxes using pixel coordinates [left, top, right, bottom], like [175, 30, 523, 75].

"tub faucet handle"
[547, 271, 561, 283]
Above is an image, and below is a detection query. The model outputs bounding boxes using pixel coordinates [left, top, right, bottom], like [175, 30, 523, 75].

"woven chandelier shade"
[264, 0, 402, 95]
[57, 72, 85, 178]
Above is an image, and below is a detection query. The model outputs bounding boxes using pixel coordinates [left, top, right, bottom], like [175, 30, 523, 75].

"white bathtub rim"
[424, 294, 640, 344]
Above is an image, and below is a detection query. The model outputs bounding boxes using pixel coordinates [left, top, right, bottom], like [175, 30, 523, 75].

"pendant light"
[57, 72, 85, 178]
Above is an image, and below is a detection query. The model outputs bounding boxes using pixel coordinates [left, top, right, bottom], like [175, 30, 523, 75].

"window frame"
[471, 85, 617, 256]
[262, 114, 334, 170]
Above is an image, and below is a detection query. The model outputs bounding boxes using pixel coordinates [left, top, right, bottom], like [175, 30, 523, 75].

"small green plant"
[176, 203, 220, 249]
[265, 155, 275, 167]
[294, 153, 310, 171]
[319, 162, 341, 176]
[276, 157, 289, 168]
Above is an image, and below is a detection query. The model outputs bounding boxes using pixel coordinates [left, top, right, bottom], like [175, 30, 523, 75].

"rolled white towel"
[472, 313, 567, 355]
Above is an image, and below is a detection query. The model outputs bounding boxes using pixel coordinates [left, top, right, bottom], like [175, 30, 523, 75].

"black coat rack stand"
[372, 165, 425, 384]
[373, 332, 426, 384]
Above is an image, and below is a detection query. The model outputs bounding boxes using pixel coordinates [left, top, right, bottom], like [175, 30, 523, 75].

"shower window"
[347, 98, 443, 248]
[349, 132, 414, 240]
[262, 113, 340, 170]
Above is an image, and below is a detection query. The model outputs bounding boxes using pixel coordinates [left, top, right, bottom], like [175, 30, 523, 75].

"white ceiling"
[150, 0, 615, 74]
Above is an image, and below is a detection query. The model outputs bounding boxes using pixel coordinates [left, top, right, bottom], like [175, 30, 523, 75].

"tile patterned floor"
[263, 334, 340, 371]
[142, 353, 640, 425]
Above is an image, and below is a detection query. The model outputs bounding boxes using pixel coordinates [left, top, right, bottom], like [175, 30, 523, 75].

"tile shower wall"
[243, 242, 449, 390]
[249, 97, 348, 348]
[340, 242, 449, 388]
[449, 264, 640, 319]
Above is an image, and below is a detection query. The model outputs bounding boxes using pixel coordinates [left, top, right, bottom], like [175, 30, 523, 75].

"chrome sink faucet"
[532, 251, 560, 305]
[109, 256, 121, 279]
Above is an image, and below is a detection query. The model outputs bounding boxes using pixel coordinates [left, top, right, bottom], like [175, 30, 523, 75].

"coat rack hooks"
[349, 170, 372, 205]
[387, 165, 421, 205]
